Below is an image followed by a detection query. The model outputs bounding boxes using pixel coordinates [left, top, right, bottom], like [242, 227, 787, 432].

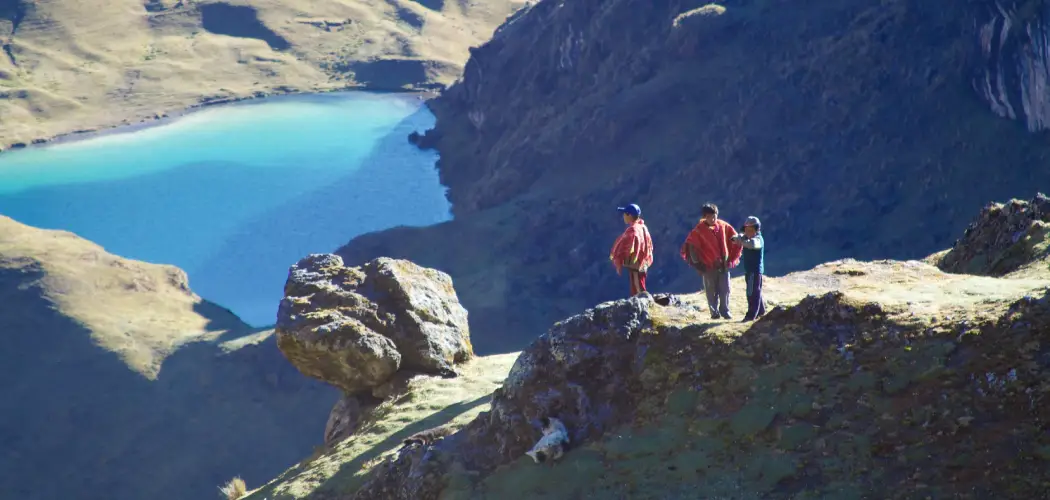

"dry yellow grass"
[0, 215, 249, 378]
[244, 352, 518, 500]
[220, 476, 248, 500]
[0, 0, 527, 148]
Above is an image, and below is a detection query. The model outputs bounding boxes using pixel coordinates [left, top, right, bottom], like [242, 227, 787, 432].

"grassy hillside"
[0, 0, 526, 148]
[0, 215, 243, 378]
[0, 216, 338, 500]
[244, 352, 518, 500]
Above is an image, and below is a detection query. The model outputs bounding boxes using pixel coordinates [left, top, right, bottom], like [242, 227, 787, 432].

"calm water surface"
[0, 92, 451, 326]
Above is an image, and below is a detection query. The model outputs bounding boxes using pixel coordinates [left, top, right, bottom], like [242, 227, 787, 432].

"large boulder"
[276, 254, 474, 397]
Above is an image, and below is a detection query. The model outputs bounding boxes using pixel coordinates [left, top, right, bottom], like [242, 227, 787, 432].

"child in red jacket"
[609, 203, 654, 296]
[680, 202, 742, 319]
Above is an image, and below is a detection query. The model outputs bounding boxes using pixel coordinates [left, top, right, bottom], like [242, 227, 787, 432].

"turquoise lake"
[0, 92, 451, 326]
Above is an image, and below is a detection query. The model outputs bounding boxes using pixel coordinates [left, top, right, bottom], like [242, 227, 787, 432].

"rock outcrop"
[337, 0, 1050, 351]
[276, 254, 473, 397]
[324, 395, 370, 446]
[937, 193, 1050, 276]
[327, 257, 1050, 499]
[252, 198, 1050, 499]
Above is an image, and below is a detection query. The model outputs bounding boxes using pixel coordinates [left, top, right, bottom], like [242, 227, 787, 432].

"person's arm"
[726, 224, 743, 264]
[736, 234, 763, 249]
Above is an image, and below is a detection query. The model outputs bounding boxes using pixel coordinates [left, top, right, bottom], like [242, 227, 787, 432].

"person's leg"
[702, 271, 720, 318]
[755, 273, 766, 317]
[629, 269, 640, 296]
[638, 271, 648, 294]
[743, 273, 757, 321]
[718, 269, 732, 318]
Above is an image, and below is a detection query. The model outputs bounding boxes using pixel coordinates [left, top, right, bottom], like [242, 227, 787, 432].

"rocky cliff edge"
[249, 196, 1050, 499]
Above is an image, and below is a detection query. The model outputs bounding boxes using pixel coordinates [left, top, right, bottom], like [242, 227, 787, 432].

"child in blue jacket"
[731, 216, 765, 321]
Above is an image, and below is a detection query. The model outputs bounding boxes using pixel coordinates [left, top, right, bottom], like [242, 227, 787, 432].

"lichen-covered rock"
[938, 193, 1050, 276]
[275, 254, 473, 396]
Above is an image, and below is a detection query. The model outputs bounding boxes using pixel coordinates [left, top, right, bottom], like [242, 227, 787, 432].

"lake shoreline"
[0, 91, 452, 327]
[1, 86, 440, 154]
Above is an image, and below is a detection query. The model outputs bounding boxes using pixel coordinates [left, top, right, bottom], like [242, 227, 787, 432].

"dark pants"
[629, 269, 647, 296]
[702, 269, 731, 317]
[744, 272, 766, 320]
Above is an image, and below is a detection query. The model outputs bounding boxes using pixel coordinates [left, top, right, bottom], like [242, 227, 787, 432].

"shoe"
[710, 313, 721, 320]
[720, 312, 733, 320]
[741, 316, 754, 322]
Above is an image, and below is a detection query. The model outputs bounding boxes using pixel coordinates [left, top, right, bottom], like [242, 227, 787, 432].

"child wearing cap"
[731, 216, 766, 321]
[609, 203, 654, 296]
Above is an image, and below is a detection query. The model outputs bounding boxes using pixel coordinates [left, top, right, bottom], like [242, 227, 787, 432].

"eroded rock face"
[974, 2, 1050, 132]
[276, 254, 473, 396]
[324, 395, 371, 446]
[938, 193, 1050, 275]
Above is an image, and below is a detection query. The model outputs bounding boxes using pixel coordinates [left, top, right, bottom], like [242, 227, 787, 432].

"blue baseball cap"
[617, 204, 641, 217]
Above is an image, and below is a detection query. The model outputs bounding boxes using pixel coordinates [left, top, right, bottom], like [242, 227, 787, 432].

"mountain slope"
[0, 0, 526, 148]
[337, 0, 1050, 352]
[0, 214, 243, 378]
[0, 216, 338, 500]
[249, 194, 1050, 498]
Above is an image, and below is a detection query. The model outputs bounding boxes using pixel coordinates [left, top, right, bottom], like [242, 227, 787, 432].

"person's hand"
[616, 267, 622, 276]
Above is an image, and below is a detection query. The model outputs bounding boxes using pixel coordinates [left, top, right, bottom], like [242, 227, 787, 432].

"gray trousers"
[702, 269, 731, 316]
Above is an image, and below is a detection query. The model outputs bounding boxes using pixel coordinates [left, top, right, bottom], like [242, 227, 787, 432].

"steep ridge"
[338, 0, 1050, 351]
[931, 193, 1050, 279]
[0, 0, 527, 148]
[0, 216, 338, 500]
[255, 196, 1050, 499]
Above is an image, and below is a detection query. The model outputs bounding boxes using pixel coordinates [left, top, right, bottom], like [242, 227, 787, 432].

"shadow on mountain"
[199, 2, 290, 51]
[347, 59, 442, 90]
[317, 394, 491, 494]
[409, 0, 444, 11]
[0, 265, 337, 500]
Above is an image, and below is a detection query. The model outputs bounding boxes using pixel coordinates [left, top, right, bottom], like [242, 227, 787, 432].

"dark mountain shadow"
[346, 59, 440, 90]
[193, 297, 265, 338]
[199, 2, 290, 51]
[0, 265, 337, 500]
[409, 0, 444, 11]
[316, 394, 490, 495]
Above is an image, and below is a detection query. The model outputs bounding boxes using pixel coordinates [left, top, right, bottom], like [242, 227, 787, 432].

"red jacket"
[680, 219, 742, 270]
[610, 219, 654, 272]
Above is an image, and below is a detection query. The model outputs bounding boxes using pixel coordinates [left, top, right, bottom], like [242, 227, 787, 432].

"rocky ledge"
[935, 193, 1050, 277]
[250, 196, 1050, 499]
[349, 261, 1050, 499]
[275, 254, 474, 444]
[251, 254, 1050, 498]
